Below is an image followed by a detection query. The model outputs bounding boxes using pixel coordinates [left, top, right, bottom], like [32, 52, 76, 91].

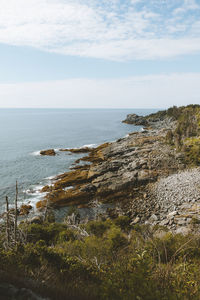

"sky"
[0, 0, 200, 108]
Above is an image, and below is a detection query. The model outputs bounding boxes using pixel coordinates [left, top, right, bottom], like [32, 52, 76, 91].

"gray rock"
[149, 214, 158, 222]
[160, 219, 169, 226]
[176, 218, 187, 226]
[167, 211, 178, 218]
[131, 216, 140, 225]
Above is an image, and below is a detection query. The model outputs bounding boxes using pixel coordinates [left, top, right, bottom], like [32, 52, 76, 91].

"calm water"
[0, 108, 157, 213]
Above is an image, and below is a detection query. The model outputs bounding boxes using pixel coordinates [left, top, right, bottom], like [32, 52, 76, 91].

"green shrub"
[106, 227, 128, 251]
[26, 222, 69, 245]
[114, 216, 131, 232]
[3, 216, 200, 299]
[85, 220, 111, 237]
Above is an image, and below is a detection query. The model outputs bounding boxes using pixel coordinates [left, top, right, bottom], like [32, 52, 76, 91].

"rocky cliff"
[36, 105, 200, 233]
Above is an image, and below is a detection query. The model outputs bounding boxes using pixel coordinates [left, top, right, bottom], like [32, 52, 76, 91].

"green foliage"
[67, 205, 79, 217]
[2, 218, 200, 299]
[158, 105, 200, 166]
[25, 222, 74, 245]
[105, 226, 128, 251]
[165, 130, 174, 145]
[183, 137, 200, 166]
[45, 209, 56, 223]
[85, 219, 111, 237]
[146, 105, 200, 123]
[191, 217, 200, 225]
[114, 216, 131, 231]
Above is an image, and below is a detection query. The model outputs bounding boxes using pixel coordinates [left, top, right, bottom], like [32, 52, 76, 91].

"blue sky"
[0, 0, 200, 108]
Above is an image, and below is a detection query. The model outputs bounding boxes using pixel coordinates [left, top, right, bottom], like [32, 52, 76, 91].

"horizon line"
[0, 107, 164, 110]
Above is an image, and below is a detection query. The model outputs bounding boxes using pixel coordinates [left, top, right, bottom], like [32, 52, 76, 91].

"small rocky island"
[37, 105, 200, 234]
[40, 149, 56, 156]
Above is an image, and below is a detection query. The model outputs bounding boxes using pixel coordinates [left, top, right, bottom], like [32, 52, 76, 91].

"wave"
[31, 150, 41, 156]
[30, 144, 97, 157]
[61, 144, 97, 150]
[81, 144, 97, 148]
[45, 175, 56, 180]
[23, 184, 49, 210]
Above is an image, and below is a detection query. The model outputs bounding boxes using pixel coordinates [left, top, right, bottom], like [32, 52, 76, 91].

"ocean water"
[0, 108, 157, 214]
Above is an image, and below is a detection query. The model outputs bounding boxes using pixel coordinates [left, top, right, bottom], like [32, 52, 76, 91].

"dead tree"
[14, 181, 18, 243]
[2, 183, 27, 249]
[5, 196, 10, 246]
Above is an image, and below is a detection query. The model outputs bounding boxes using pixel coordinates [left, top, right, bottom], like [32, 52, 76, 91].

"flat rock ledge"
[59, 147, 93, 154]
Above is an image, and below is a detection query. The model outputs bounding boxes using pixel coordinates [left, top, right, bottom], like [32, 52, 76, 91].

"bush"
[2, 217, 200, 299]
[106, 227, 128, 251]
[26, 222, 69, 245]
[114, 216, 132, 232]
[85, 220, 111, 237]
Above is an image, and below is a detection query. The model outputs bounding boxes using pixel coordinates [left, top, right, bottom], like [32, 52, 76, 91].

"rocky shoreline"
[22, 105, 200, 233]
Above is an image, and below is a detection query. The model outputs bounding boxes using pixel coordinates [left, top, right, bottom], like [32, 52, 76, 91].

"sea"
[0, 108, 157, 217]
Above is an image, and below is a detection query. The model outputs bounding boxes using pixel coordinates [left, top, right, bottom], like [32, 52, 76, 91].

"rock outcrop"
[40, 149, 56, 156]
[122, 114, 149, 126]
[37, 123, 182, 211]
[19, 204, 32, 215]
[36, 105, 200, 232]
[59, 147, 93, 153]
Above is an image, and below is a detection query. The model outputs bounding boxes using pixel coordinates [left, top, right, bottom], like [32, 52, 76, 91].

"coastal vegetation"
[1, 215, 200, 299]
[162, 104, 200, 165]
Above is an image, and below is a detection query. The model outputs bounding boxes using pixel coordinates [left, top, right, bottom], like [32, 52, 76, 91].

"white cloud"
[173, 0, 200, 15]
[0, 73, 199, 108]
[54, 38, 200, 61]
[0, 0, 200, 61]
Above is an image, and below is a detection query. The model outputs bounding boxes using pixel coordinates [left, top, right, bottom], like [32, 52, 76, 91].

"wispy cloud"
[0, 73, 199, 108]
[0, 0, 200, 61]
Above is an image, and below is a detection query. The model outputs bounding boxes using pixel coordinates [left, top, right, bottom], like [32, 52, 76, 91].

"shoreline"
[31, 105, 200, 233]
[3, 104, 200, 233]
[34, 119, 175, 215]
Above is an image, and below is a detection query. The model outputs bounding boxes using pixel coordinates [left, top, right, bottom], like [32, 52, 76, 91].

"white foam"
[23, 184, 48, 211]
[61, 144, 97, 151]
[45, 175, 55, 180]
[23, 197, 39, 209]
[64, 186, 73, 191]
[31, 150, 41, 156]
[34, 184, 44, 191]
[81, 144, 97, 148]
[25, 185, 44, 195]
